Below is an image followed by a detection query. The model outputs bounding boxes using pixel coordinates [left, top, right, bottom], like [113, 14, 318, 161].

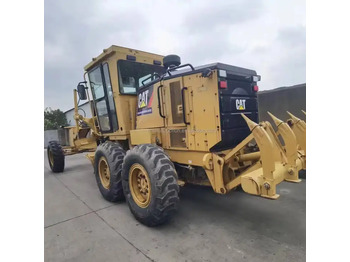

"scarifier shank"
[268, 111, 305, 171]
[287, 111, 306, 154]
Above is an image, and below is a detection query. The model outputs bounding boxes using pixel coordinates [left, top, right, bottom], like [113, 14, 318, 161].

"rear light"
[219, 81, 227, 89]
[253, 85, 259, 92]
[252, 75, 261, 82]
[218, 70, 227, 78]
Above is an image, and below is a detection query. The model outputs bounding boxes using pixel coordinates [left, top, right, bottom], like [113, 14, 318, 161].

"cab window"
[117, 60, 165, 95]
[88, 64, 119, 133]
[89, 67, 105, 100]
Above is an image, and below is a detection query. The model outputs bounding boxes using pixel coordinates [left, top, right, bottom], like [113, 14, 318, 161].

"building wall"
[257, 84, 306, 123]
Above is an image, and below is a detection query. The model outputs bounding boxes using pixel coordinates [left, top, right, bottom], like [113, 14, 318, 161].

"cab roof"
[84, 45, 165, 71]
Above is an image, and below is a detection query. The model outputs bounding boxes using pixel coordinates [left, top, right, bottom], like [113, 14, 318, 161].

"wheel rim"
[98, 156, 110, 189]
[48, 149, 54, 166]
[129, 163, 151, 208]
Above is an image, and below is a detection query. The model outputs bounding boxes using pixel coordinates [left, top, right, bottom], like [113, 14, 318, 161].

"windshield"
[117, 60, 165, 94]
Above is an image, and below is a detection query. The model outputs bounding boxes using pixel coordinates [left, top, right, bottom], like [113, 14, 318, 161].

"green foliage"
[44, 107, 67, 130]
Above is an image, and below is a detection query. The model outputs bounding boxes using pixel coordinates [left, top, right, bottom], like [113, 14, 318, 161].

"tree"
[44, 107, 67, 130]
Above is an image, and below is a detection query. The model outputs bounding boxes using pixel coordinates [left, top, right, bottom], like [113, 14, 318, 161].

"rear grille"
[211, 74, 258, 152]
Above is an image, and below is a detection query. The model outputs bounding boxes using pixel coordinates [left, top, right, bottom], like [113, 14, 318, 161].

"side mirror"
[77, 84, 87, 100]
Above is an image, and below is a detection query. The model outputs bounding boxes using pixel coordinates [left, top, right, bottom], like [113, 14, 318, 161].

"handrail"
[157, 85, 166, 118]
[181, 87, 190, 125]
[167, 64, 195, 76]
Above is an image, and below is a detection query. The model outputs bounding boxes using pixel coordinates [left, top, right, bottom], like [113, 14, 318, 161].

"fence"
[258, 83, 306, 123]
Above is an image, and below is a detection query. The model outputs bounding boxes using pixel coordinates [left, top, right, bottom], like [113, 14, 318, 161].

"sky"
[44, 0, 305, 111]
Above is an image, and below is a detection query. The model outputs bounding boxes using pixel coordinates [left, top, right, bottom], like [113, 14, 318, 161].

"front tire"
[94, 141, 125, 202]
[47, 141, 65, 173]
[122, 144, 179, 226]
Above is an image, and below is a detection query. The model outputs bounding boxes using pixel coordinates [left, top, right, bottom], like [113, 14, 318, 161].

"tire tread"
[95, 141, 125, 202]
[122, 144, 179, 226]
[47, 141, 65, 173]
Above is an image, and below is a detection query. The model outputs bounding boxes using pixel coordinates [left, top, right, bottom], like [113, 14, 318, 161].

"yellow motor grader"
[47, 45, 306, 226]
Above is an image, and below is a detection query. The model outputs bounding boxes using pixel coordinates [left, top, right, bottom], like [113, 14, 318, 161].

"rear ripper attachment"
[203, 112, 305, 200]
[268, 111, 306, 170]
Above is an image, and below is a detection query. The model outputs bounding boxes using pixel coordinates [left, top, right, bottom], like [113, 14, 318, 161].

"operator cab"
[77, 46, 165, 136]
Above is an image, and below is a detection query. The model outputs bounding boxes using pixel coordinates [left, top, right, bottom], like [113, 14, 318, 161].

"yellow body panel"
[135, 71, 221, 153]
[182, 72, 221, 151]
[130, 129, 161, 145]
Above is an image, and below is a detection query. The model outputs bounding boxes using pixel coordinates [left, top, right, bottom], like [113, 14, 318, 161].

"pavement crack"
[53, 175, 94, 212]
[44, 205, 116, 229]
[94, 212, 154, 262]
[93, 204, 116, 212]
[44, 211, 94, 229]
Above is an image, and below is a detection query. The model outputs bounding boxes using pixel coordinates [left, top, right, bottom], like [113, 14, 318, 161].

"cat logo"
[137, 87, 154, 116]
[138, 90, 149, 109]
[236, 99, 246, 110]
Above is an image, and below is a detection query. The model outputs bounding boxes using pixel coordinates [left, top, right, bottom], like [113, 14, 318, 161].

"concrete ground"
[44, 151, 306, 262]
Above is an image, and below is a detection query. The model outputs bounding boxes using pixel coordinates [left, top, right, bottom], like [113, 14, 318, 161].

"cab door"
[88, 63, 118, 133]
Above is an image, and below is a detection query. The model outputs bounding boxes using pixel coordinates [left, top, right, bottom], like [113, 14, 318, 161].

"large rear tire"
[47, 141, 65, 173]
[122, 144, 179, 226]
[94, 141, 126, 202]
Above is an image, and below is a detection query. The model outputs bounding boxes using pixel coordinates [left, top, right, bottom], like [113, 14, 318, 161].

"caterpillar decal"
[137, 85, 154, 116]
[236, 99, 246, 110]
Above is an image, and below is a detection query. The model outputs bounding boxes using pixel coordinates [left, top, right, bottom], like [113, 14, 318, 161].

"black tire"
[94, 141, 126, 202]
[299, 169, 306, 179]
[163, 54, 181, 69]
[47, 141, 65, 173]
[122, 144, 179, 227]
